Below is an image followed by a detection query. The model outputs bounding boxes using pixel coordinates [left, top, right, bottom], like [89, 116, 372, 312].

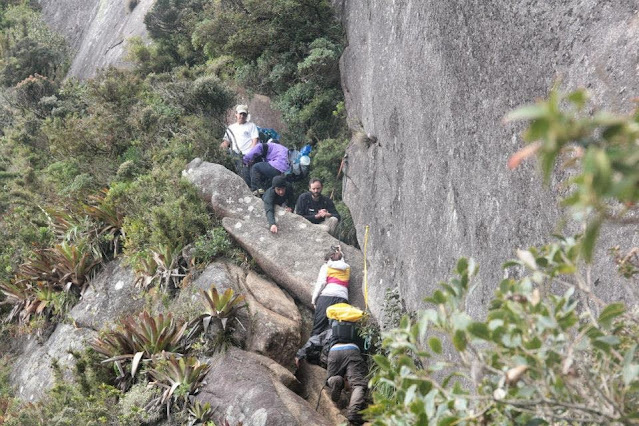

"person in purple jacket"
[243, 140, 290, 195]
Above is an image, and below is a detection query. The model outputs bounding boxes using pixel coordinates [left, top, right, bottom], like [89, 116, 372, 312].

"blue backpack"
[286, 144, 312, 182]
[257, 126, 280, 143]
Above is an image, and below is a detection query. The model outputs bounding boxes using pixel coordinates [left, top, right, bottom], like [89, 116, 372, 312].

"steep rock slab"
[197, 347, 332, 426]
[337, 0, 639, 318]
[9, 324, 96, 401]
[40, 0, 155, 79]
[222, 214, 364, 309]
[176, 262, 303, 366]
[239, 272, 301, 366]
[296, 362, 348, 425]
[184, 159, 366, 310]
[70, 259, 145, 330]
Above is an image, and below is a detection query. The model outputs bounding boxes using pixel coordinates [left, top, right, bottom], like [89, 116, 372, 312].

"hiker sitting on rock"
[263, 175, 295, 234]
[219, 104, 259, 187]
[295, 325, 367, 425]
[310, 246, 350, 336]
[243, 139, 290, 196]
[295, 178, 341, 236]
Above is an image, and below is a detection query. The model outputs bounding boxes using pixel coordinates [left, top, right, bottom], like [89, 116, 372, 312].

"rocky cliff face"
[336, 0, 639, 318]
[37, 0, 154, 79]
[37, 0, 639, 322]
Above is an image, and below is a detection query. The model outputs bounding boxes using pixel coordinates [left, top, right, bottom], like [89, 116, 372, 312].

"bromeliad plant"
[200, 285, 247, 333]
[91, 311, 193, 390]
[148, 355, 211, 418]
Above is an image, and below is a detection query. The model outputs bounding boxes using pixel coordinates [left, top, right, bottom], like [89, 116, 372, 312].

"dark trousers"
[233, 155, 250, 187]
[327, 347, 368, 421]
[250, 161, 282, 191]
[311, 295, 347, 336]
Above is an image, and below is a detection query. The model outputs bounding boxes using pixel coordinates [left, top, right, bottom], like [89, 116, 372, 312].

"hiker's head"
[324, 245, 342, 261]
[272, 175, 287, 196]
[235, 104, 249, 123]
[309, 178, 323, 199]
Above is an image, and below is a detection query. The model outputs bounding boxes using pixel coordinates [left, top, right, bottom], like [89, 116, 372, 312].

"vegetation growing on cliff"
[0, 0, 350, 422]
[365, 90, 639, 424]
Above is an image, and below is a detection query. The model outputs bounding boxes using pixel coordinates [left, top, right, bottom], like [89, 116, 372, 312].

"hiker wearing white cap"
[220, 104, 259, 186]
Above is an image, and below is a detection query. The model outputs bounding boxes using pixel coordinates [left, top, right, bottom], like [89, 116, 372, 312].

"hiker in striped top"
[310, 246, 350, 336]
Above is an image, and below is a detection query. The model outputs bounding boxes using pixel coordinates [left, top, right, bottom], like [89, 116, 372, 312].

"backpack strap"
[257, 141, 269, 162]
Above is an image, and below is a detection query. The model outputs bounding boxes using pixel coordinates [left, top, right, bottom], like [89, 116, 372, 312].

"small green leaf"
[505, 104, 548, 122]
[467, 322, 490, 340]
[622, 364, 639, 386]
[598, 302, 625, 328]
[428, 337, 442, 354]
[373, 354, 391, 370]
[581, 217, 602, 263]
[453, 330, 467, 351]
[438, 417, 459, 426]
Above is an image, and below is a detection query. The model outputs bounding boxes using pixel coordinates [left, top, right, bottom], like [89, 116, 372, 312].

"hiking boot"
[327, 375, 344, 403]
[347, 414, 364, 425]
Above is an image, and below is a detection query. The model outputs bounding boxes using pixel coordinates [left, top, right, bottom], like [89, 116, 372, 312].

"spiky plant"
[133, 244, 184, 290]
[91, 311, 192, 390]
[0, 280, 36, 323]
[83, 189, 125, 256]
[149, 355, 210, 417]
[188, 400, 213, 425]
[200, 285, 247, 332]
[17, 240, 101, 292]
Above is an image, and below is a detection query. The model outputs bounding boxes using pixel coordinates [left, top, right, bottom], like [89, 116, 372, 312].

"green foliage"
[367, 252, 639, 424]
[506, 88, 639, 262]
[148, 355, 210, 412]
[1, 350, 122, 426]
[367, 90, 639, 424]
[0, 4, 68, 87]
[192, 227, 234, 263]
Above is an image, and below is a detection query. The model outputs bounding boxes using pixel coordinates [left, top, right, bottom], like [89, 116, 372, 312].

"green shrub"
[366, 89, 639, 424]
[192, 227, 233, 263]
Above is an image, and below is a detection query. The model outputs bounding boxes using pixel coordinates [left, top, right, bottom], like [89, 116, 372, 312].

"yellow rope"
[363, 225, 370, 312]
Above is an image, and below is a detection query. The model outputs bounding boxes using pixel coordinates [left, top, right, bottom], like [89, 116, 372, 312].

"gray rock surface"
[296, 361, 348, 425]
[184, 159, 367, 311]
[69, 259, 145, 330]
[9, 324, 97, 401]
[240, 272, 301, 366]
[197, 347, 332, 426]
[337, 0, 639, 319]
[39, 0, 155, 80]
[176, 261, 303, 366]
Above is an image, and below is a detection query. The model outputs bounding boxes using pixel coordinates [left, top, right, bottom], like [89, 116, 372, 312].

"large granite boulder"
[69, 259, 145, 330]
[174, 262, 302, 366]
[183, 158, 366, 311]
[239, 272, 301, 366]
[10, 259, 146, 401]
[9, 324, 96, 401]
[197, 347, 333, 426]
[336, 0, 639, 319]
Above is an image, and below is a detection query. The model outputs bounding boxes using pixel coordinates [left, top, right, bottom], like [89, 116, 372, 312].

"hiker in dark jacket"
[295, 327, 368, 425]
[295, 178, 340, 236]
[263, 175, 295, 233]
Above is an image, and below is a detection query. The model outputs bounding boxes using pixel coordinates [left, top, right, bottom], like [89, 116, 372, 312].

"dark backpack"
[330, 319, 365, 351]
[257, 126, 280, 143]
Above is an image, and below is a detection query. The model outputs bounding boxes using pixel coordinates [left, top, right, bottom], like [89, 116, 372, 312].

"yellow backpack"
[326, 303, 364, 322]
